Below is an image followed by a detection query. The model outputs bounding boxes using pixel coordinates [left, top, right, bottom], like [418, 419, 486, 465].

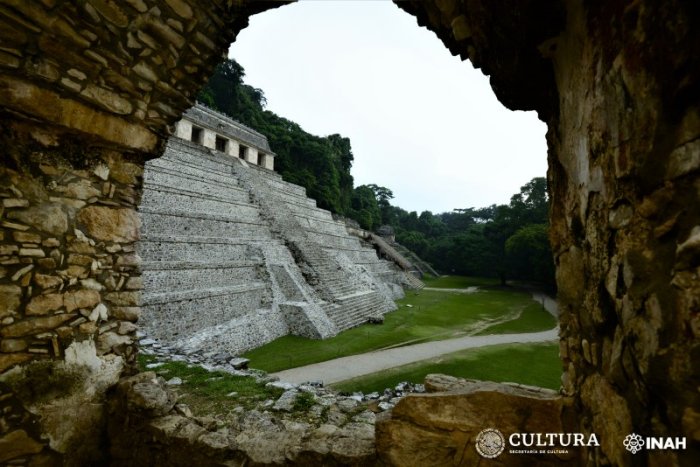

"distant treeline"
[198, 59, 554, 289]
[382, 178, 555, 290]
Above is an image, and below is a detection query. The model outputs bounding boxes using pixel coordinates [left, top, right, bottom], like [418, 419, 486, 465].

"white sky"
[229, 0, 547, 214]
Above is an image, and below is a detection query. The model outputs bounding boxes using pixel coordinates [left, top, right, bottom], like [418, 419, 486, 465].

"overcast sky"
[229, 0, 547, 214]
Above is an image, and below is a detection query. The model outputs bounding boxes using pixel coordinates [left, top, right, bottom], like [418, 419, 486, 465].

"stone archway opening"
[135, 0, 554, 368]
[228, 0, 549, 217]
[0, 1, 697, 465]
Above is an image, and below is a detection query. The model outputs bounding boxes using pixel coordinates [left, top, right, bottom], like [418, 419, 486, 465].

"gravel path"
[272, 327, 559, 385]
[273, 328, 559, 385]
[530, 292, 558, 317]
[272, 290, 560, 385]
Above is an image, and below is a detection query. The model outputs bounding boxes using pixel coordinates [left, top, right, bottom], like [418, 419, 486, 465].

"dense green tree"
[439, 211, 476, 232]
[387, 177, 554, 288]
[417, 211, 447, 237]
[396, 230, 429, 257]
[349, 185, 381, 230]
[507, 177, 548, 226]
[479, 178, 550, 285]
[198, 59, 354, 216]
[450, 206, 496, 224]
[365, 184, 394, 225]
[505, 223, 554, 285]
[426, 226, 500, 277]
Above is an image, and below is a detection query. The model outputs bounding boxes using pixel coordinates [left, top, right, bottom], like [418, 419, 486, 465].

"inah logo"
[475, 428, 506, 459]
[623, 433, 644, 454]
[623, 433, 686, 454]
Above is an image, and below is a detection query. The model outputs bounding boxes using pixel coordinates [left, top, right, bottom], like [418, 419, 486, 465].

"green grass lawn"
[477, 300, 555, 335]
[243, 281, 555, 372]
[331, 342, 561, 393]
[423, 275, 500, 288]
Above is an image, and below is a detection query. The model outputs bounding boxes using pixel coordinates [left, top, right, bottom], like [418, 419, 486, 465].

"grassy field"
[423, 275, 500, 288]
[477, 299, 555, 335]
[332, 342, 561, 393]
[243, 280, 555, 372]
[140, 276, 560, 405]
[137, 354, 284, 414]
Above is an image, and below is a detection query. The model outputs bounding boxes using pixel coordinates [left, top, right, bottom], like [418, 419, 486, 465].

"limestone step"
[403, 272, 426, 289]
[144, 167, 250, 203]
[168, 307, 288, 357]
[298, 251, 366, 297]
[140, 234, 272, 244]
[272, 190, 318, 208]
[140, 211, 272, 238]
[141, 261, 260, 291]
[295, 264, 359, 297]
[245, 161, 285, 180]
[294, 215, 352, 236]
[138, 235, 267, 262]
[320, 279, 360, 297]
[145, 167, 243, 200]
[142, 282, 265, 305]
[329, 248, 383, 263]
[141, 260, 260, 270]
[361, 261, 398, 273]
[263, 176, 308, 197]
[141, 188, 261, 222]
[325, 290, 390, 331]
[139, 205, 265, 226]
[284, 202, 335, 221]
[148, 153, 241, 187]
[304, 230, 362, 250]
[336, 290, 390, 308]
[164, 138, 241, 175]
[160, 138, 238, 166]
[141, 284, 266, 343]
[372, 270, 403, 282]
[142, 182, 251, 207]
[253, 176, 312, 200]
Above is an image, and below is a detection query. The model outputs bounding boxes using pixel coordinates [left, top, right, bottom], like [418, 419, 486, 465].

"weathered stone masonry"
[0, 1, 286, 464]
[378, 1, 700, 466]
[0, 145, 142, 465]
[0, 0, 697, 465]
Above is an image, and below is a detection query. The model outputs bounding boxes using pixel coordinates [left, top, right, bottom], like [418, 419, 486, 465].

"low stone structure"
[174, 104, 276, 170]
[109, 371, 380, 466]
[108, 341, 431, 466]
[137, 106, 420, 355]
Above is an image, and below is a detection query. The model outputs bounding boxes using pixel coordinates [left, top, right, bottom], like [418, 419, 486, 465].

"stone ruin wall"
[0, 1, 285, 463]
[0, 0, 697, 465]
[385, 0, 699, 465]
[0, 143, 143, 465]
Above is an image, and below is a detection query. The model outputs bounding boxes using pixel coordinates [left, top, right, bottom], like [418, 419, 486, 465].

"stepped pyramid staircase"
[138, 138, 411, 354]
[366, 234, 425, 289]
[232, 158, 400, 332]
[390, 241, 440, 278]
